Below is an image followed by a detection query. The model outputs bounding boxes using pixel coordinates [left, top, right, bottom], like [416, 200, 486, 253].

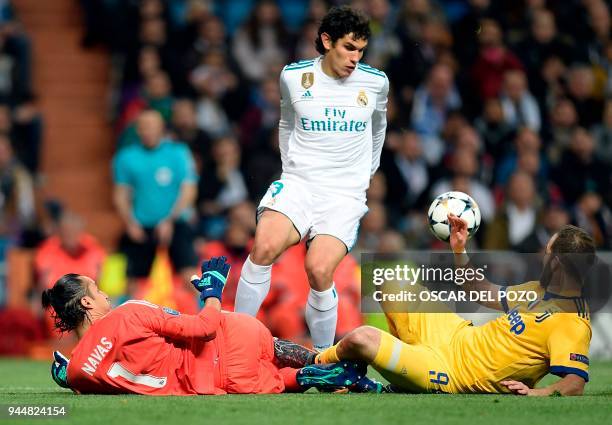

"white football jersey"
[278, 56, 389, 198]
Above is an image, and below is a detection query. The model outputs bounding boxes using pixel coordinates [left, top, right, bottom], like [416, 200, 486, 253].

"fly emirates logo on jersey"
[81, 337, 113, 376]
[299, 107, 368, 133]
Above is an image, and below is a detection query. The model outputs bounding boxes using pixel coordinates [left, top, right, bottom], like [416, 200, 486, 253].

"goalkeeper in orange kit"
[46, 257, 382, 395]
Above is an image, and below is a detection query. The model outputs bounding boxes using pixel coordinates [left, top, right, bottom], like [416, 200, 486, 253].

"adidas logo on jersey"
[301, 90, 313, 99]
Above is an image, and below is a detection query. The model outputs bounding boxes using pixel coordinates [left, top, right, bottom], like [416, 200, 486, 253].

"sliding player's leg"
[304, 235, 347, 350]
[317, 326, 454, 393]
[379, 278, 471, 347]
[273, 338, 317, 368]
[385, 311, 471, 348]
[280, 362, 367, 393]
[273, 337, 383, 393]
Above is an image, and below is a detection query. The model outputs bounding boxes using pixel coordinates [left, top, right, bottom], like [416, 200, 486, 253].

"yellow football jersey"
[450, 281, 591, 393]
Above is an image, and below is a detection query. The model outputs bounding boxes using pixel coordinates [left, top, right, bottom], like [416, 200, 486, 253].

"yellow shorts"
[376, 312, 471, 393]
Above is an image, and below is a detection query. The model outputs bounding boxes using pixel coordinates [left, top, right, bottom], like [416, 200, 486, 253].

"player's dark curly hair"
[551, 225, 596, 284]
[41, 274, 88, 333]
[315, 6, 371, 55]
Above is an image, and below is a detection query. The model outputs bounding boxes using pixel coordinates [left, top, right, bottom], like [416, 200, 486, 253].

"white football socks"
[234, 256, 272, 316]
[305, 284, 339, 351]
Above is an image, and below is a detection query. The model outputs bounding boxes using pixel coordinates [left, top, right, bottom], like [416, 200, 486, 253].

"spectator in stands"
[169, 98, 212, 168]
[138, 16, 167, 51]
[515, 149, 559, 205]
[513, 8, 574, 103]
[197, 135, 248, 239]
[553, 127, 610, 207]
[199, 202, 256, 312]
[591, 98, 612, 165]
[119, 71, 174, 135]
[356, 201, 388, 253]
[584, 0, 611, 67]
[139, 0, 165, 22]
[176, 0, 213, 45]
[367, 171, 387, 203]
[184, 15, 230, 76]
[294, 18, 320, 61]
[565, 65, 603, 128]
[34, 210, 105, 290]
[496, 127, 546, 186]
[0, 103, 8, 135]
[120, 46, 163, 110]
[546, 97, 578, 164]
[470, 18, 523, 100]
[10, 97, 43, 176]
[113, 110, 198, 296]
[474, 97, 514, 160]
[231, 0, 290, 83]
[377, 229, 407, 253]
[240, 76, 280, 147]
[411, 63, 461, 156]
[452, 0, 494, 67]
[396, 0, 446, 43]
[381, 130, 429, 219]
[598, 40, 612, 97]
[529, 204, 571, 251]
[0, 9, 32, 104]
[454, 125, 494, 186]
[0, 101, 41, 176]
[573, 192, 612, 249]
[535, 56, 565, 110]
[0, 134, 34, 243]
[363, 0, 400, 70]
[499, 69, 541, 132]
[244, 127, 282, 201]
[190, 50, 236, 138]
[485, 171, 542, 252]
[439, 109, 469, 147]
[431, 148, 495, 222]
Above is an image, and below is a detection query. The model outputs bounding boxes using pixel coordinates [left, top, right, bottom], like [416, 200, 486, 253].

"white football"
[428, 191, 481, 242]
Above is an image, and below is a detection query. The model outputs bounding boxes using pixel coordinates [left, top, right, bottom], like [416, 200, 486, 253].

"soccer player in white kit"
[234, 6, 389, 350]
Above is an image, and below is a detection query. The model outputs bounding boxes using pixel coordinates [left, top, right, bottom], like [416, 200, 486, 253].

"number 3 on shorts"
[270, 181, 284, 198]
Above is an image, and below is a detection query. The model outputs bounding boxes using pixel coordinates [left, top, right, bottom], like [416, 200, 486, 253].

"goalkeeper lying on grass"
[44, 256, 381, 395]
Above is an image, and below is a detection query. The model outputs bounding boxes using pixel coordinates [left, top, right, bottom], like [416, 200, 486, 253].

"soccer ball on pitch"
[427, 191, 481, 242]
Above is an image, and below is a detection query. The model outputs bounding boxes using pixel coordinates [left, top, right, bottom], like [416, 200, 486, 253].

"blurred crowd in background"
[2, 0, 612, 351]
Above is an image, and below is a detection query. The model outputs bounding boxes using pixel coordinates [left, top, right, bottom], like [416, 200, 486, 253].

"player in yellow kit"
[315, 218, 595, 396]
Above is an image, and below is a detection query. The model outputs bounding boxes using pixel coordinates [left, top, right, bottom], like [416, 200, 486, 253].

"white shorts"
[257, 178, 368, 251]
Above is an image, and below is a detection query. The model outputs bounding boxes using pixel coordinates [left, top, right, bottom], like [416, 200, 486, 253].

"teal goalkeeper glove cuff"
[51, 351, 70, 389]
[191, 256, 230, 302]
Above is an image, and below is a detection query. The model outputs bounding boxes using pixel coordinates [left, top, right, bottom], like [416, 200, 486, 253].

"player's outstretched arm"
[190, 256, 230, 307]
[501, 374, 585, 396]
[448, 213, 504, 311]
[142, 257, 229, 340]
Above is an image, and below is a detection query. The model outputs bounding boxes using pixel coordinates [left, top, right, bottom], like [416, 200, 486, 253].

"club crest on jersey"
[301, 72, 314, 89]
[357, 90, 368, 106]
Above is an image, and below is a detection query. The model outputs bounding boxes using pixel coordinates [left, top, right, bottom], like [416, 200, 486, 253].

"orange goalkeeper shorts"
[217, 312, 285, 394]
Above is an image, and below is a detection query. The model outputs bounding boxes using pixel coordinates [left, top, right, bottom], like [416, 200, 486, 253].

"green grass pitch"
[0, 358, 611, 425]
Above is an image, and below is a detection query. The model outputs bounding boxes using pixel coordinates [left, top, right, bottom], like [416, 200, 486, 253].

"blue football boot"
[297, 361, 366, 392]
[349, 375, 385, 393]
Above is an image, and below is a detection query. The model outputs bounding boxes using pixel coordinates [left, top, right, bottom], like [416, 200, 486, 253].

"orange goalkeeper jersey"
[67, 300, 224, 395]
